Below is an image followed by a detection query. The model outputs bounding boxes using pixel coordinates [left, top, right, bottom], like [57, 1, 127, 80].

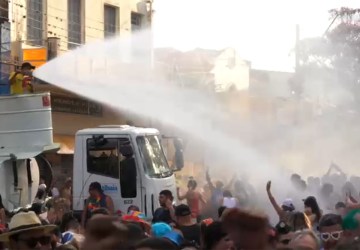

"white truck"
[0, 92, 183, 217]
[72, 125, 184, 218]
[0, 92, 58, 211]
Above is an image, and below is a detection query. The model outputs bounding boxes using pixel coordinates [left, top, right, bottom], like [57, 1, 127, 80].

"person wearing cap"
[162, 231, 184, 248]
[266, 181, 295, 225]
[9, 62, 35, 95]
[175, 204, 201, 247]
[0, 211, 55, 250]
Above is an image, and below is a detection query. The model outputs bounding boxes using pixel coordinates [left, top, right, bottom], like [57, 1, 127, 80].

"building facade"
[6, 0, 151, 64]
[0, 0, 153, 184]
[155, 47, 250, 93]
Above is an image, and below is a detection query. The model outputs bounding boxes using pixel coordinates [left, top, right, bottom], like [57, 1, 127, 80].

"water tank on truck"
[0, 93, 59, 210]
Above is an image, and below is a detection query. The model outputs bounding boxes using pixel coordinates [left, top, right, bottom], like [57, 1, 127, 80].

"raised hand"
[266, 181, 271, 192]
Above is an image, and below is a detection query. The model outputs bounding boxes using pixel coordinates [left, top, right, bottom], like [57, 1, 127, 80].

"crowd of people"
[1, 164, 360, 249]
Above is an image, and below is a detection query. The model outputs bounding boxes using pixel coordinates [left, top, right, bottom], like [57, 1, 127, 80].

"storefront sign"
[22, 47, 47, 68]
[51, 95, 103, 116]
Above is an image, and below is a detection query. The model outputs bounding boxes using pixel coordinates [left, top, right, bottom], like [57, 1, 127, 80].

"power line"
[1, 1, 145, 54]
[4, 1, 137, 39]
[12, 2, 127, 33]
[48, 4, 107, 25]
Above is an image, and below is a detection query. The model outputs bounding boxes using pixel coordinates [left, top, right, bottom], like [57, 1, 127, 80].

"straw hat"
[0, 211, 56, 242]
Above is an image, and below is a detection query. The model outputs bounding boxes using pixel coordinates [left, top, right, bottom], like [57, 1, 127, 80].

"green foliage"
[294, 8, 360, 104]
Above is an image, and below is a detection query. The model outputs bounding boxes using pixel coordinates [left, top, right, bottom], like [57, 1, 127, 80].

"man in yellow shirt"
[9, 62, 35, 95]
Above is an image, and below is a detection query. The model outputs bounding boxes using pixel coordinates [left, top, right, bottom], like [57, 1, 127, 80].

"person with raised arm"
[177, 178, 206, 222]
[266, 181, 295, 225]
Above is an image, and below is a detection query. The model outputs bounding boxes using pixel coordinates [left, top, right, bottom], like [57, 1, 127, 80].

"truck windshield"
[136, 135, 172, 178]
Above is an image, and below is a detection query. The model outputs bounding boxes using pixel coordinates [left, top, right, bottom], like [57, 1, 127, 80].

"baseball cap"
[21, 62, 35, 69]
[175, 204, 191, 217]
[282, 198, 294, 207]
[282, 198, 295, 210]
[151, 223, 172, 237]
[163, 231, 184, 246]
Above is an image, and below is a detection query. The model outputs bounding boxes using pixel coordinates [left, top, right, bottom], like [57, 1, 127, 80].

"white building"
[155, 47, 250, 93]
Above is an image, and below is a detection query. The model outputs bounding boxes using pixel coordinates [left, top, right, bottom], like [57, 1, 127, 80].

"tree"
[294, 7, 360, 109]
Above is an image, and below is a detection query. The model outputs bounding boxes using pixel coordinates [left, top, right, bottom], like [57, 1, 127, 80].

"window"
[27, 0, 44, 46]
[131, 12, 142, 32]
[0, 0, 9, 24]
[68, 0, 82, 49]
[137, 135, 172, 178]
[87, 137, 137, 198]
[0, 22, 11, 90]
[87, 138, 120, 179]
[104, 5, 117, 37]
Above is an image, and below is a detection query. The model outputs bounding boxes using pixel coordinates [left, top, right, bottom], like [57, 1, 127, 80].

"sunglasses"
[320, 231, 343, 242]
[17, 236, 51, 248]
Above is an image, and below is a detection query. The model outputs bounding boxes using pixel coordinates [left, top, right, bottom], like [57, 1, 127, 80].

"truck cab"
[72, 125, 183, 218]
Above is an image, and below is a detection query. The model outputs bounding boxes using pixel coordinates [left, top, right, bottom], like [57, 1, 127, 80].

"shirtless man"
[177, 179, 206, 222]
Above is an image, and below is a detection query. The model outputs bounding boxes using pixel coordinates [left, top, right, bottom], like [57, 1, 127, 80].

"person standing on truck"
[81, 182, 114, 228]
[152, 190, 176, 224]
[9, 62, 35, 95]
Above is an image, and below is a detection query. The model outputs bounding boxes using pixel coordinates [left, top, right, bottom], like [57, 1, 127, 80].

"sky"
[152, 0, 359, 72]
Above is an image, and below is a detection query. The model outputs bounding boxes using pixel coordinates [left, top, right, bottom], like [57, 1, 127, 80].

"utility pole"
[146, 0, 154, 69]
[295, 24, 300, 74]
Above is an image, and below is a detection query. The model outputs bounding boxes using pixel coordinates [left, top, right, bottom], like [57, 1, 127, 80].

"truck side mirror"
[173, 138, 184, 171]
